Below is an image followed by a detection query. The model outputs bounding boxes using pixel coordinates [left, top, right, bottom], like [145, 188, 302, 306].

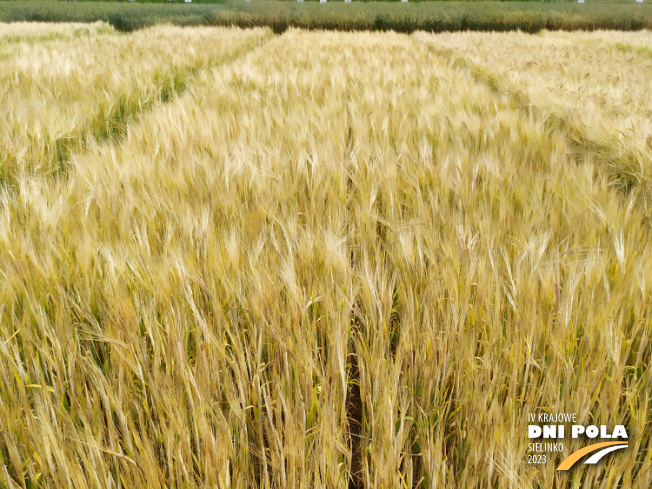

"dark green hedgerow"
[11, 0, 648, 3]
[0, 1, 650, 33]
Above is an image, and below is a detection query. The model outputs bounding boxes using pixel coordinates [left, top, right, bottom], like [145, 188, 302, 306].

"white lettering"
[572, 425, 585, 438]
[543, 425, 557, 439]
[612, 425, 628, 439]
[600, 425, 612, 438]
[528, 425, 542, 438]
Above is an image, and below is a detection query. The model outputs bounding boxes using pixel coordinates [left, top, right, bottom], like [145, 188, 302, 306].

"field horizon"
[1, 1, 651, 33]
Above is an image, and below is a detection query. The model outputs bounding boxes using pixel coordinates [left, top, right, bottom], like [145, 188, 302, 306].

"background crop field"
[0, 23, 651, 489]
[1, 1, 651, 33]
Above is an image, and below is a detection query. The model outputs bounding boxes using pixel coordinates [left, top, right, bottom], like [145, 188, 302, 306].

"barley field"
[0, 23, 651, 489]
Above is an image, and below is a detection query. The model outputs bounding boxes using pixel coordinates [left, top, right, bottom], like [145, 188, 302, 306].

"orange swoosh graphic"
[556, 442, 628, 471]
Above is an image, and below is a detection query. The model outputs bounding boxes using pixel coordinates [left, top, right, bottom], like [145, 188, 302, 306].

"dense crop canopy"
[0, 24, 650, 488]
